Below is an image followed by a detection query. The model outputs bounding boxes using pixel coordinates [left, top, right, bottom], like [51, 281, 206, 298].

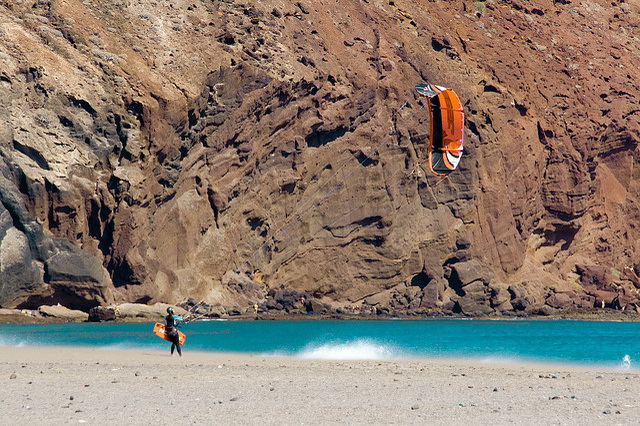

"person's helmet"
[167, 306, 174, 314]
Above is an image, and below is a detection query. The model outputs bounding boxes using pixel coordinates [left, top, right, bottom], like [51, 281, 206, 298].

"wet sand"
[1, 346, 639, 425]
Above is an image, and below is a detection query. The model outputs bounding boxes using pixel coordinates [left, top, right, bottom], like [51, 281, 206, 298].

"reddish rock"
[545, 292, 572, 310]
[576, 264, 617, 291]
[0, 0, 639, 317]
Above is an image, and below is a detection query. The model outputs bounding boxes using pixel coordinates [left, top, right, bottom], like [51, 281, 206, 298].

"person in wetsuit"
[165, 306, 184, 356]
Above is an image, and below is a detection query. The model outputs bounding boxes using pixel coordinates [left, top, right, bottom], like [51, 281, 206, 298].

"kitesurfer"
[165, 306, 184, 356]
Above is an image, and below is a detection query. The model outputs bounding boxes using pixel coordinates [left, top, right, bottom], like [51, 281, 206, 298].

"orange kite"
[415, 83, 465, 176]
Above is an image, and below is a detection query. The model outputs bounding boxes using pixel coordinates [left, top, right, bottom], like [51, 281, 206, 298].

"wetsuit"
[165, 313, 183, 356]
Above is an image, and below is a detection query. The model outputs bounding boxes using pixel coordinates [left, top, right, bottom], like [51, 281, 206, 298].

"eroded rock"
[0, 0, 639, 318]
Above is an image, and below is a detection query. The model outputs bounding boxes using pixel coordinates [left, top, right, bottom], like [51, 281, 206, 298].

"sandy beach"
[1, 346, 638, 425]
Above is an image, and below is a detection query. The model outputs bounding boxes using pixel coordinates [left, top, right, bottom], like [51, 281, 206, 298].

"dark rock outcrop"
[88, 306, 118, 322]
[0, 170, 113, 310]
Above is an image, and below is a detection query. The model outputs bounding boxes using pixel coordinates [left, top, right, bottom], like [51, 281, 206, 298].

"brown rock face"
[0, 0, 639, 316]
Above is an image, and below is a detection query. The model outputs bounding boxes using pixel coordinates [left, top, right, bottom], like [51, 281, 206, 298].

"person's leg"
[170, 334, 181, 356]
[175, 334, 182, 356]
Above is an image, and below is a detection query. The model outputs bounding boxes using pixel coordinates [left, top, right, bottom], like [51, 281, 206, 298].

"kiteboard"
[153, 322, 186, 345]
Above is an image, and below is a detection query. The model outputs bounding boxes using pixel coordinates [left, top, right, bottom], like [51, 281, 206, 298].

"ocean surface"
[1, 319, 639, 369]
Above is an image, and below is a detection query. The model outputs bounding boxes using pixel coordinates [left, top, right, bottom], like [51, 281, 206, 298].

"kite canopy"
[415, 83, 465, 176]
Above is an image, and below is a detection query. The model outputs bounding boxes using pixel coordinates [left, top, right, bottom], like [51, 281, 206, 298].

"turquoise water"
[1, 319, 639, 369]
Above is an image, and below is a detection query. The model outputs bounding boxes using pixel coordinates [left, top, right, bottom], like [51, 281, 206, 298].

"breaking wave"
[621, 354, 632, 370]
[295, 339, 402, 360]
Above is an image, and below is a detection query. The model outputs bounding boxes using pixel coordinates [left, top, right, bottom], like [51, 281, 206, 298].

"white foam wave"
[296, 339, 399, 360]
[621, 354, 632, 370]
[0, 335, 29, 347]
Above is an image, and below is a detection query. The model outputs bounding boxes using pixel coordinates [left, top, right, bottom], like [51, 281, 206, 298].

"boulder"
[88, 305, 118, 322]
[116, 303, 187, 320]
[545, 292, 574, 309]
[45, 239, 114, 310]
[537, 305, 557, 316]
[575, 294, 596, 309]
[441, 298, 457, 313]
[450, 260, 492, 289]
[264, 297, 284, 311]
[456, 296, 494, 316]
[305, 299, 327, 314]
[493, 300, 513, 312]
[462, 280, 487, 297]
[589, 290, 617, 308]
[576, 264, 616, 291]
[389, 286, 420, 310]
[508, 283, 529, 300]
[267, 287, 307, 312]
[456, 281, 493, 316]
[511, 297, 529, 311]
[405, 287, 422, 310]
[489, 283, 510, 307]
[88, 303, 189, 321]
[420, 279, 446, 309]
[38, 305, 89, 321]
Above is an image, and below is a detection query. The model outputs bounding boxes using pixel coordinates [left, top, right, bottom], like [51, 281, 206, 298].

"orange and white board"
[153, 322, 186, 345]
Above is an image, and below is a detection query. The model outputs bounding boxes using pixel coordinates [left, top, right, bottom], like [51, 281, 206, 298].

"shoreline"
[0, 344, 632, 369]
[1, 344, 634, 372]
[3, 345, 639, 424]
[3, 309, 640, 325]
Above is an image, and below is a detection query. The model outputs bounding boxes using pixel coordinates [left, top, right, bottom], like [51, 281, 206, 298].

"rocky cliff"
[1, 0, 639, 317]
